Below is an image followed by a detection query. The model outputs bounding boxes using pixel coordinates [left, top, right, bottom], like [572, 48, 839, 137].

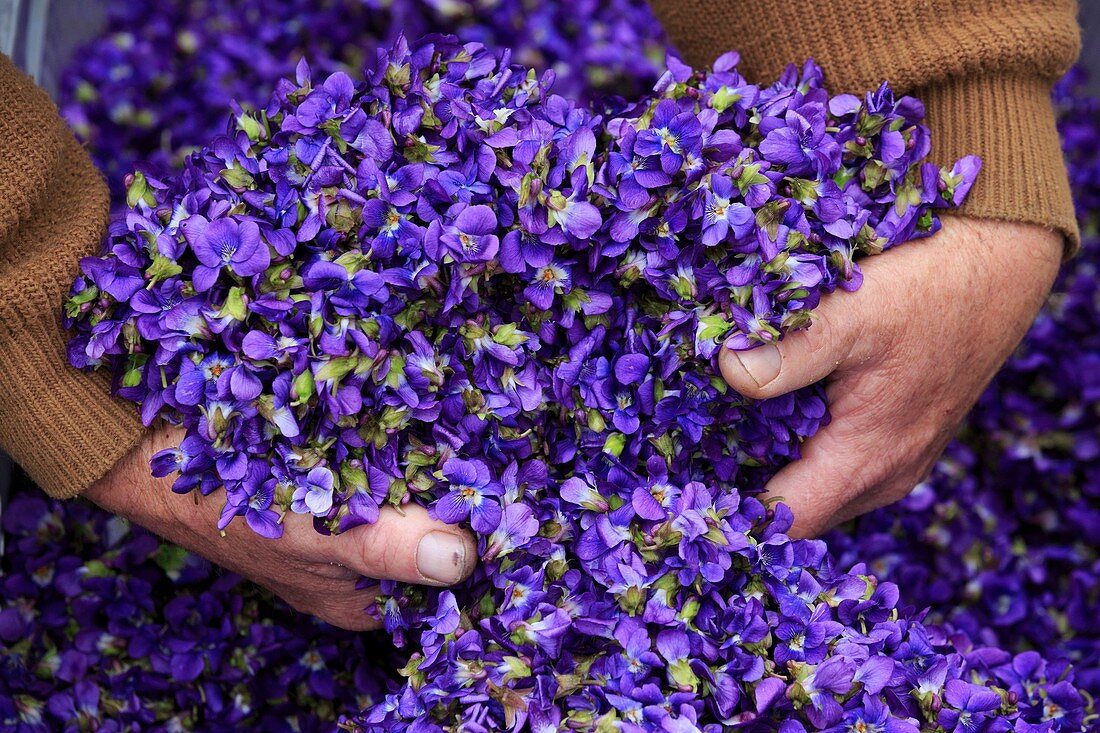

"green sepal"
[220, 165, 255, 189]
[710, 86, 743, 113]
[145, 254, 183, 283]
[602, 432, 626, 457]
[236, 112, 265, 141]
[217, 286, 249, 322]
[499, 656, 531, 683]
[292, 370, 315, 405]
[126, 170, 155, 209]
[314, 356, 357, 383]
[696, 314, 733, 343]
[668, 658, 699, 692]
[64, 286, 99, 319]
[340, 463, 368, 493]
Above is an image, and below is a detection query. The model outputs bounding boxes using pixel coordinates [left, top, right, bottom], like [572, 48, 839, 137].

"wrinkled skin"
[86, 424, 477, 631]
[721, 217, 1063, 536]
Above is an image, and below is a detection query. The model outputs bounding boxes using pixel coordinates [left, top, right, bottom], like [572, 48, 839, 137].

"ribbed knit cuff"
[914, 74, 1078, 255]
[0, 134, 146, 500]
[0, 302, 146, 500]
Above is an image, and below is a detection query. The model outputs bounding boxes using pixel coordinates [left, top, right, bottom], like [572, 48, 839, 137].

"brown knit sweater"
[0, 1, 1081, 500]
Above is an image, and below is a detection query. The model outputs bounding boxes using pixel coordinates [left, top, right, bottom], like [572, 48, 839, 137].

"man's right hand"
[85, 425, 477, 631]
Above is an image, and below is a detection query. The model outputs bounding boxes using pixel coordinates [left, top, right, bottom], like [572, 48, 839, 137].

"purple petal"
[443, 458, 479, 486]
[455, 205, 497, 236]
[302, 260, 347, 290]
[241, 331, 279, 360]
[217, 452, 248, 481]
[246, 508, 284, 539]
[270, 407, 300, 438]
[174, 365, 207, 406]
[470, 498, 502, 533]
[655, 629, 690, 662]
[230, 367, 262, 401]
[434, 490, 471, 524]
[192, 264, 221, 292]
[350, 119, 395, 161]
[307, 466, 334, 491]
[304, 486, 333, 515]
[170, 651, 205, 683]
[631, 486, 666, 521]
[231, 221, 270, 276]
[560, 201, 602, 239]
[755, 677, 787, 712]
[614, 354, 650, 384]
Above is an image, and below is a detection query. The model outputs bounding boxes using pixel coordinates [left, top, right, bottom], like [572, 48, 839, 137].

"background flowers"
[58, 0, 669, 200]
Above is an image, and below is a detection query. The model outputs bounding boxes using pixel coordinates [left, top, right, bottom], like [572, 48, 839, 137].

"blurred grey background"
[0, 0, 105, 96]
[1082, 2, 1100, 91]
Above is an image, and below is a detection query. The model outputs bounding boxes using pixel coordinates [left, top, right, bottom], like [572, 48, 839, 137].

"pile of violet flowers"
[60, 30, 1086, 731]
[0, 0, 1082, 727]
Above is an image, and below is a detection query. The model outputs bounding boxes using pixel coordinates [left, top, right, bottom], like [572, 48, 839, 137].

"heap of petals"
[62, 35, 1088, 732]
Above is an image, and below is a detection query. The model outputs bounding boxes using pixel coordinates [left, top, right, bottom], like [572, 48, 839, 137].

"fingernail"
[732, 343, 782, 387]
[416, 531, 468, 585]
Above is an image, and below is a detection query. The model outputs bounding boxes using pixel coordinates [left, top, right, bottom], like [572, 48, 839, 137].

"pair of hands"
[87, 218, 1062, 630]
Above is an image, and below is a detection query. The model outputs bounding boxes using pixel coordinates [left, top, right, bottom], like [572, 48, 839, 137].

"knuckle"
[805, 314, 839, 362]
[356, 525, 409, 581]
[804, 333, 836, 368]
[829, 462, 872, 506]
[811, 305, 861, 366]
[381, 532, 412, 580]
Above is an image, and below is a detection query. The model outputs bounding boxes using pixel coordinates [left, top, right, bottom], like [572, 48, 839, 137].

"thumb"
[330, 504, 478, 587]
[718, 297, 865, 400]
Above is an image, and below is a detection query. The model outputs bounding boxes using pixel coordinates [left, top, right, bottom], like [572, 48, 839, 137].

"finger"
[757, 427, 857, 538]
[759, 399, 943, 538]
[719, 296, 871, 400]
[331, 504, 477, 587]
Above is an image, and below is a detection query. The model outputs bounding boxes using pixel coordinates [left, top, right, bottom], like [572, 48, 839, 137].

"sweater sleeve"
[0, 55, 146, 499]
[648, 0, 1082, 251]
